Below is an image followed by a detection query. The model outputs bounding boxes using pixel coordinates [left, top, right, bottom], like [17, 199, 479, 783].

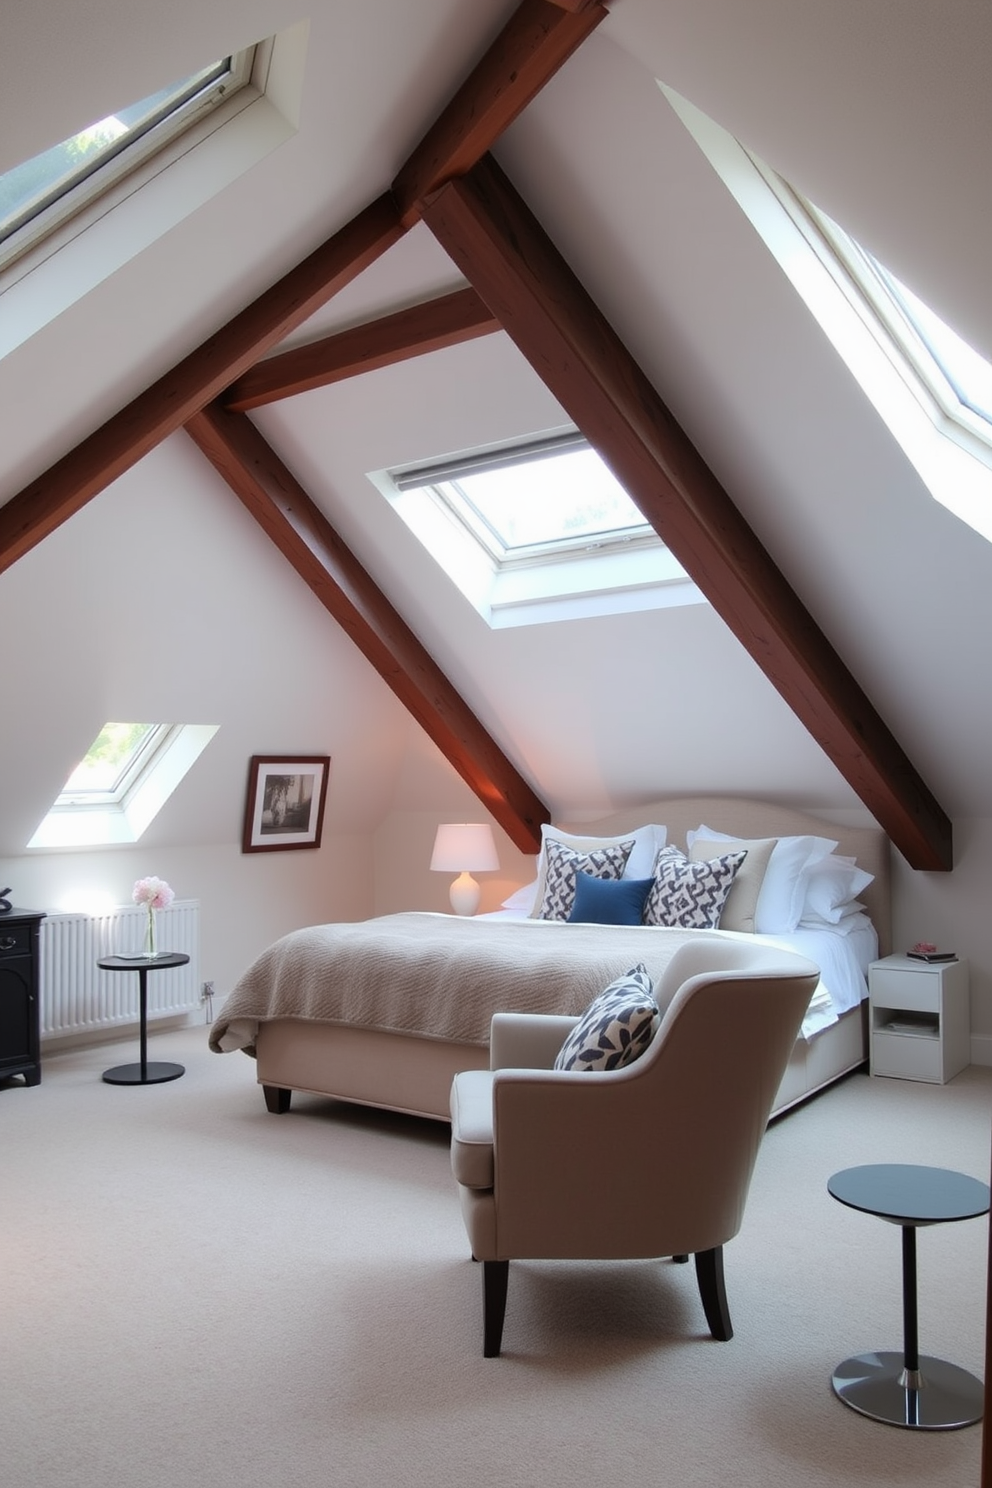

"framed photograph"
[242, 755, 330, 853]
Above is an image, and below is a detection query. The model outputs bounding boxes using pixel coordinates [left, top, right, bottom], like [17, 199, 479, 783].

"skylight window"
[395, 435, 652, 563]
[374, 433, 704, 629]
[847, 252, 992, 431]
[0, 53, 254, 272]
[661, 82, 992, 546]
[57, 722, 172, 807]
[800, 204, 992, 455]
[30, 722, 219, 849]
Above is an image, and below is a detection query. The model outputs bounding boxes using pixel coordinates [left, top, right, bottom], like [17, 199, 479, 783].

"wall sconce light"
[430, 822, 499, 916]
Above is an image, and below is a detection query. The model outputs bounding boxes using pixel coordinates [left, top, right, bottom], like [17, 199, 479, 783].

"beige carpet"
[1, 1024, 989, 1488]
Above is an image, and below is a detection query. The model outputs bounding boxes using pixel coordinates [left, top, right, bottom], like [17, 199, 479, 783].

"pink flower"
[132, 876, 174, 911]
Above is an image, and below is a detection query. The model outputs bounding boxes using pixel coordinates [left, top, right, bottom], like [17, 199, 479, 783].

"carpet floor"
[1, 1023, 989, 1487]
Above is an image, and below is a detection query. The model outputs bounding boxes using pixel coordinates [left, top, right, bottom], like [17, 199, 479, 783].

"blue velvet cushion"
[567, 870, 654, 926]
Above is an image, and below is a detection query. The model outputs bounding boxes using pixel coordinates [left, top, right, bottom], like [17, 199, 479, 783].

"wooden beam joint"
[392, 0, 607, 226]
[184, 402, 548, 854]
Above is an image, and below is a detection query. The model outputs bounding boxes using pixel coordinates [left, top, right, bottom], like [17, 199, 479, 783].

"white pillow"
[686, 824, 837, 934]
[529, 823, 667, 919]
[800, 854, 874, 924]
[501, 878, 539, 913]
[800, 903, 870, 934]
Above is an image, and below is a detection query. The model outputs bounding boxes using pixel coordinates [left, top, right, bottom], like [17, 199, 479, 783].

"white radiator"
[39, 899, 201, 1038]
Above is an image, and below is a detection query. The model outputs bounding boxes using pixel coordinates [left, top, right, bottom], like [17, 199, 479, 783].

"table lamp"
[430, 823, 499, 915]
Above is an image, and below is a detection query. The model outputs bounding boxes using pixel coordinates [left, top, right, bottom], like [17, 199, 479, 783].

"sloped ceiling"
[2, 0, 992, 866]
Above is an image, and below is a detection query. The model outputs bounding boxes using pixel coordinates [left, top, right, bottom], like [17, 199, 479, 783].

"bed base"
[255, 1004, 867, 1122]
[256, 1019, 487, 1121]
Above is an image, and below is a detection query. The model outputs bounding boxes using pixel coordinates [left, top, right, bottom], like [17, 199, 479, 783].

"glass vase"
[144, 906, 157, 958]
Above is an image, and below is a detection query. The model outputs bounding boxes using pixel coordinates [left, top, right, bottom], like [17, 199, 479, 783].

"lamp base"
[449, 872, 481, 916]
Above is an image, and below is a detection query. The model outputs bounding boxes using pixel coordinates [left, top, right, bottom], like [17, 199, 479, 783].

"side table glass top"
[828, 1164, 990, 1226]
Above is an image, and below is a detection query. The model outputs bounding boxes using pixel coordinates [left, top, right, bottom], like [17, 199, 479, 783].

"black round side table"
[828, 1163, 989, 1430]
[98, 953, 189, 1085]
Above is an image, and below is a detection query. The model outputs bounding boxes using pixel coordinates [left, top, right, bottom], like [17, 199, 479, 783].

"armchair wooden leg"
[262, 1084, 291, 1114]
[672, 1254, 689, 1264]
[483, 1260, 509, 1357]
[694, 1246, 733, 1341]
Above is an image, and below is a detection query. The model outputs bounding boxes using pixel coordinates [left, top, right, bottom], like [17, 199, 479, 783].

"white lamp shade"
[430, 823, 499, 873]
[430, 824, 499, 916]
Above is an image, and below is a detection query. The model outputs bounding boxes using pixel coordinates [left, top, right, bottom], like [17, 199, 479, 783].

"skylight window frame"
[54, 723, 179, 811]
[0, 47, 256, 275]
[750, 160, 992, 472]
[394, 433, 656, 570]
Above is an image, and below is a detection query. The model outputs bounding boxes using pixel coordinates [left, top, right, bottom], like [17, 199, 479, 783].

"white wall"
[0, 434, 414, 997]
[892, 818, 992, 1059]
[1, 836, 372, 1000]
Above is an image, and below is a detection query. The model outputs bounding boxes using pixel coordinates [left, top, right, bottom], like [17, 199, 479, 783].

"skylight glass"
[873, 265, 992, 427]
[804, 201, 992, 449]
[57, 723, 167, 806]
[395, 435, 651, 564]
[0, 52, 253, 269]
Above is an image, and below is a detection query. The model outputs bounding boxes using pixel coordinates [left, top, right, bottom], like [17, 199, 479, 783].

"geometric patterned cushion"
[643, 845, 748, 929]
[535, 838, 635, 921]
[553, 964, 659, 1072]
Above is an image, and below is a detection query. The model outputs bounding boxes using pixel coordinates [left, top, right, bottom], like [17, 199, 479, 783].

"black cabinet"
[0, 910, 45, 1087]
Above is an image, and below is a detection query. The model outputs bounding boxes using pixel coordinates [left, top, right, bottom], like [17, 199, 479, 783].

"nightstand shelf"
[868, 955, 970, 1084]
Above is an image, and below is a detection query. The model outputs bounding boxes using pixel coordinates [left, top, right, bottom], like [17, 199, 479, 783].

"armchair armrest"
[489, 1012, 579, 1071]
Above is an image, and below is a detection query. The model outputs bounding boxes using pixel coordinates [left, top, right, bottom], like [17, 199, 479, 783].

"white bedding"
[721, 922, 876, 1038]
[482, 908, 877, 1040]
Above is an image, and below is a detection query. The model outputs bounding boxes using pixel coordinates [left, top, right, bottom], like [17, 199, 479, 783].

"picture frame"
[242, 755, 330, 854]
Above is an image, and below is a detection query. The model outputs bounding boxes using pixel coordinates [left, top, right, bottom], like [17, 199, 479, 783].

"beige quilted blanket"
[210, 912, 700, 1055]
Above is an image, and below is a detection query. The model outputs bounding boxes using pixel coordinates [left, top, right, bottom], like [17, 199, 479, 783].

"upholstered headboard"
[560, 797, 892, 956]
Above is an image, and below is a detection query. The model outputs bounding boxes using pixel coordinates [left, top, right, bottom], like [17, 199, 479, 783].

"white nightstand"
[868, 955, 970, 1084]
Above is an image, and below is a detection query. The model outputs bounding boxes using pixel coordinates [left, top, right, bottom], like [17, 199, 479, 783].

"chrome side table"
[828, 1163, 989, 1429]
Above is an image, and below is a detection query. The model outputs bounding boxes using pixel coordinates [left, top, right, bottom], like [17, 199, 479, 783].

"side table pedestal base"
[102, 1061, 185, 1085]
[832, 1350, 984, 1430]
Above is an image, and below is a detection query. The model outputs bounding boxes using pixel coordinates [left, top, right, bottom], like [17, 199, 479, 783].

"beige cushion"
[689, 835, 777, 933]
[450, 1069, 496, 1189]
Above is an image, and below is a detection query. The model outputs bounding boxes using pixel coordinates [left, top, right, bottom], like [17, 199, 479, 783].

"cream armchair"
[449, 937, 820, 1356]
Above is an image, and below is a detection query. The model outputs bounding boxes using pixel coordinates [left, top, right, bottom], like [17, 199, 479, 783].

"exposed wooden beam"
[224, 288, 500, 412]
[0, 194, 403, 577]
[184, 402, 548, 854]
[391, 0, 607, 227]
[421, 155, 953, 870]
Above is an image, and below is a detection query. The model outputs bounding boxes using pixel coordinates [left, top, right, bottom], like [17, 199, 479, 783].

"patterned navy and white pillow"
[536, 838, 635, 921]
[554, 964, 659, 1073]
[643, 845, 748, 929]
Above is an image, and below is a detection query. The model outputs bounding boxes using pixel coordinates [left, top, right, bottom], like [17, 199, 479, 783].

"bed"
[210, 797, 890, 1121]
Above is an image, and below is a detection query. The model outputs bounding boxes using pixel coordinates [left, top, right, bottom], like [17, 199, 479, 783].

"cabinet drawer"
[0, 922, 33, 957]
[869, 967, 939, 1013]
[871, 1031, 943, 1082]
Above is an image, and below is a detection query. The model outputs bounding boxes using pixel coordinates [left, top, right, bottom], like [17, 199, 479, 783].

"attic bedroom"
[1, 2, 991, 1484]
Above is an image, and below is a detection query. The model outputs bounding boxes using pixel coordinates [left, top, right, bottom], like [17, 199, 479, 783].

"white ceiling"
[2, 0, 992, 857]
